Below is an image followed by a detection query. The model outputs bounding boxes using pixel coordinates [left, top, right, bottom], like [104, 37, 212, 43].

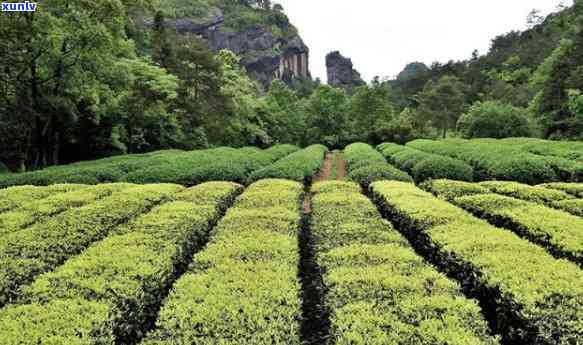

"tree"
[151, 11, 176, 69]
[415, 75, 468, 138]
[530, 1, 583, 139]
[170, 34, 226, 149]
[304, 85, 348, 146]
[262, 80, 305, 144]
[0, 0, 157, 168]
[216, 50, 271, 147]
[457, 101, 532, 138]
[370, 109, 418, 145]
[347, 77, 395, 139]
[115, 58, 180, 153]
[527, 9, 544, 29]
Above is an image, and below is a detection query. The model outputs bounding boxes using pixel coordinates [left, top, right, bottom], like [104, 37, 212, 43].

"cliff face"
[163, 7, 310, 89]
[326, 51, 365, 93]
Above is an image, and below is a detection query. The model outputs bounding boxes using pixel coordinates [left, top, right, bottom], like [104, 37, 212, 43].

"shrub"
[455, 193, 583, 267]
[412, 156, 474, 182]
[0, 184, 88, 213]
[247, 144, 328, 183]
[407, 139, 562, 184]
[377, 142, 409, 159]
[478, 181, 573, 205]
[142, 180, 303, 345]
[457, 101, 532, 139]
[553, 199, 583, 217]
[0, 184, 183, 307]
[348, 163, 413, 187]
[539, 183, 583, 198]
[421, 179, 489, 201]
[0, 162, 9, 175]
[378, 143, 475, 182]
[485, 156, 557, 185]
[343, 143, 412, 186]
[372, 181, 583, 344]
[0, 145, 297, 188]
[310, 181, 498, 344]
[0, 182, 242, 345]
[0, 184, 134, 237]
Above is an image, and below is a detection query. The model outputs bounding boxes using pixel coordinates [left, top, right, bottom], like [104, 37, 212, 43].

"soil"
[335, 152, 347, 180]
[313, 152, 334, 183]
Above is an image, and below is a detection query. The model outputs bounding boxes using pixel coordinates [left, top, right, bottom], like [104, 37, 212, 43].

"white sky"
[275, 0, 572, 82]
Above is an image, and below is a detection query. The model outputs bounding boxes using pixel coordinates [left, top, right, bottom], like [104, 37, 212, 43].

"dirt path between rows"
[313, 152, 334, 183]
[335, 152, 347, 180]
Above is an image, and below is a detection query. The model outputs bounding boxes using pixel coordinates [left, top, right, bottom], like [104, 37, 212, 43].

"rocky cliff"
[156, 5, 310, 89]
[326, 51, 365, 93]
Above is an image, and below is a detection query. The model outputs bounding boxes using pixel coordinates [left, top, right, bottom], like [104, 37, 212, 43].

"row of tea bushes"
[377, 142, 474, 182]
[451, 194, 583, 267]
[0, 184, 87, 213]
[141, 179, 304, 345]
[0, 145, 300, 188]
[371, 181, 583, 344]
[423, 180, 583, 266]
[310, 181, 499, 344]
[540, 182, 583, 198]
[499, 138, 583, 162]
[0, 182, 243, 345]
[343, 143, 413, 186]
[248, 145, 328, 183]
[476, 181, 573, 205]
[423, 180, 583, 219]
[0, 184, 133, 238]
[0, 184, 183, 307]
[408, 139, 583, 184]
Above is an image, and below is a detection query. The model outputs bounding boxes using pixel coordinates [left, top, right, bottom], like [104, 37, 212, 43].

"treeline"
[385, 0, 583, 141]
[1, 0, 582, 172]
[0, 0, 299, 171]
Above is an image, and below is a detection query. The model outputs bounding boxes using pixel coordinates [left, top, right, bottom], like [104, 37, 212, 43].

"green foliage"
[408, 139, 562, 184]
[539, 182, 583, 197]
[421, 179, 489, 201]
[455, 193, 583, 266]
[411, 156, 474, 183]
[0, 184, 183, 307]
[343, 143, 413, 187]
[262, 80, 306, 145]
[311, 181, 499, 344]
[378, 143, 474, 182]
[457, 101, 532, 138]
[348, 164, 413, 187]
[0, 145, 296, 187]
[530, 20, 583, 139]
[0, 182, 242, 344]
[142, 179, 303, 345]
[248, 144, 328, 183]
[415, 75, 468, 138]
[477, 181, 573, 205]
[304, 85, 349, 147]
[347, 78, 396, 138]
[370, 109, 419, 145]
[0, 299, 115, 345]
[0, 184, 88, 213]
[553, 198, 583, 217]
[371, 181, 583, 344]
[0, 184, 133, 238]
[0, 162, 9, 175]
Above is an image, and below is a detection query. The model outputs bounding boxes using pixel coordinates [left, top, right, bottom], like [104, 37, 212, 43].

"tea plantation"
[0, 138, 582, 345]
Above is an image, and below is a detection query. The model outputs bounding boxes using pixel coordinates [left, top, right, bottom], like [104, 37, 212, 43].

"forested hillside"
[1, 0, 582, 173]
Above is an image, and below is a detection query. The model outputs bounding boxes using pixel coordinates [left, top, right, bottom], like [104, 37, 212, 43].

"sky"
[275, 0, 572, 83]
